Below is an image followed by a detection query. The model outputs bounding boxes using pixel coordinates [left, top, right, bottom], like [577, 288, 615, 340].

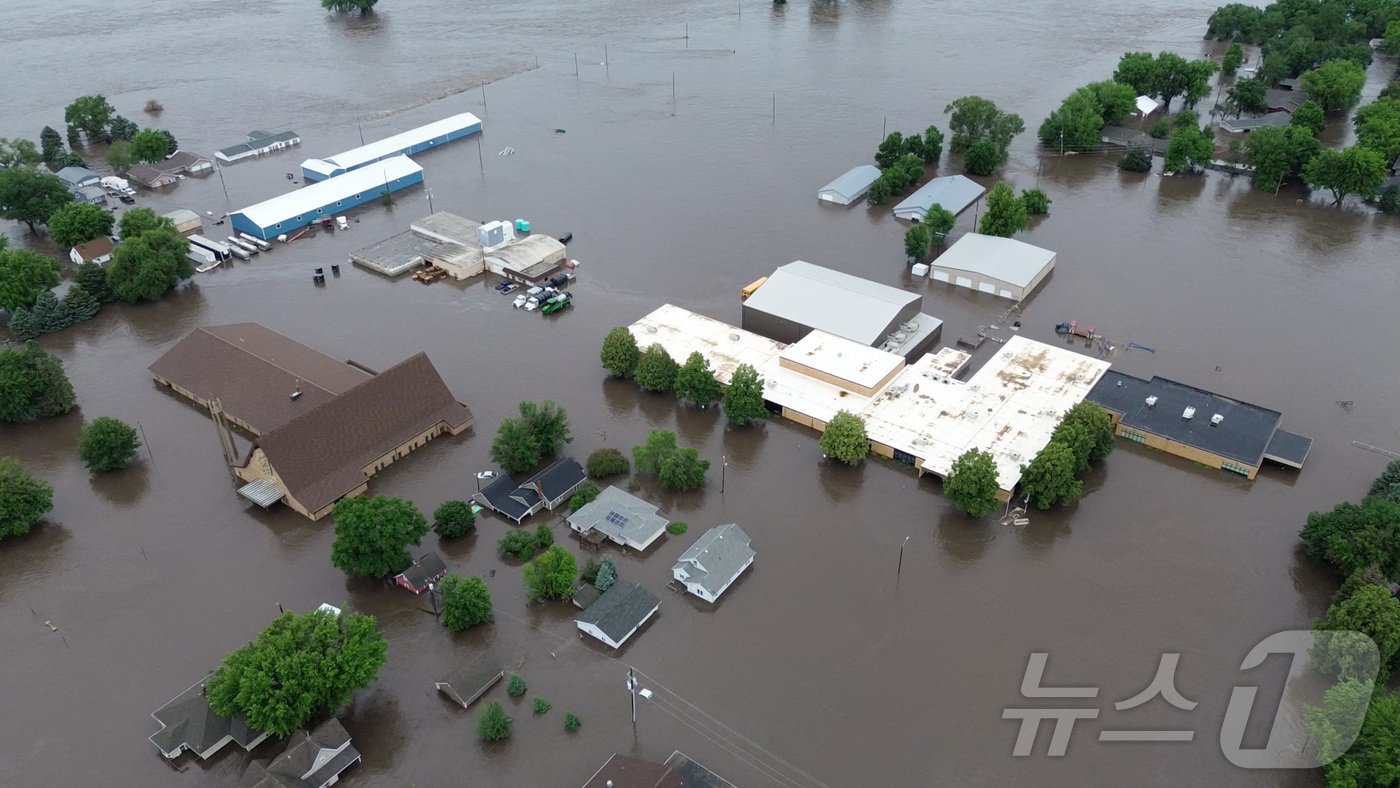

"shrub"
[523, 546, 578, 600]
[78, 417, 141, 472]
[0, 457, 54, 541]
[533, 696, 551, 714]
[1120, 147, 1153, 172]
[587, 447, 630, 479]
[595, 557, 617, 592]
[564, 713, 582, 733]
[433, 500, 476, 538]
[667, 522, 688, 535]
[1150, 119, 1171, 139]
[582, 557, 600, 584]
[1020, 188, 1051, 215]
[1380, 185, 1400, 216]
[477, 701, 512, 742]
[534, 523, 554, 550]
[440, 575, 492, 632]
[507, 674, 527, 698]
[569, 480, 601, 513]
[498, 529, 537, 561]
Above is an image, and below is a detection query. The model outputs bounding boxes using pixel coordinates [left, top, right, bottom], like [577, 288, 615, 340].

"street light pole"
[628, 667, 637, 729]
[426, 188, 434, 214]
[720, 455, 727, 494]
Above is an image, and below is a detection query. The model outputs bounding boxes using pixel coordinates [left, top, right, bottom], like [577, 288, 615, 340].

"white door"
[978, 281, 996, 294]
[932, 270, 950, 283]
[955, 276, 973, 288]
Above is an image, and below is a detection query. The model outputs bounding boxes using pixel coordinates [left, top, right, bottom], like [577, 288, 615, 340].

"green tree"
[1309, 682, 1400, 786]
[432, 500, 476, 538]
[64, 96, 116, 143]
[1313, 584, 1400, 680]
[207, 609, 387, 738]
[1085, 80, 1138, 125]
[38, 126, 63, 165]
[323, 0, 379, 11]
[105, 226, 192, 302]
[1300, 496, 1400, 578]
[130, 129, 170, 164]
[1244, 125, 1319, 192]
[1050, 401, 1116, 474]
[874, 131, 907, 169]
[477, 701, 512, 741]
[1019, 441, 1083, 509]
[330, 495, 429, 578]
[534, 524, 554, 552]
[157, 130, 179, 157]
[76, 261, 113, 303]
[922, 203, 956, 248]
[1371, 460, 1400, 503]
[600, 326, 640, 378]
[118, 207, 172, 238]
[6, 306, 37, 342]
[568, 480, 600, 513]
[105, 140, 136, 175]
[507, 674, 527, 697]
[0, 138, 42, 168]
[722, 363, 767, 426]
[1039, 89, 1105, 150]
[1304, 146, 1389, 205]
[1162, 122, 1215, 174]
[107, 116, 139, 143]
[0, 341, 76, 422]
[518, 400, 571, 458]
[595, 557, 617, 591]
[944, 448, 1001, 517]
[658, 447, 710, 491]
[1337, 565, 1392, 605]
[1354, 97, 1400, 165]
[523, 545, 578, 601]
[1113, 51, 1159, 96]
[586, 447, 630, 478]
[78, 417, 141, 472]
[944, 96, 1024, 164]
[498, 529, 538, 560]
[635, 343, 679, 392]
[1020, 188, 1051, 215]
[533, 696, 551, 714]
[1221, 42, 1244, 75]
[0, 457, 53, 540]
[1206, 4, 1268, 41]
[1290, 100, 1327, 135]
[1381, 184, 1400, 215]
[919, 125, 945, 163]
[1226, 77, 1268, 117]
[819, 410, 869, 465]
[1302, 59, 1367, 112]
[904, 223, 931, 261]
[564, 712, 582, 732]
[47, 202, 115, 247]
[490, 418, 538, 474]
[978, 182, 1029, 237]
[633, 429, 678, 475]
[440, 574, 492, 632]
[963, 140, 1003, 176]
[1155, 53, 1219, 108]
[26, 291, 69, 336]
[0, 248, 60, 310]
[675, 351, 721, 406]
[0, 166, 73, 232]
[65, 284, 99, 323]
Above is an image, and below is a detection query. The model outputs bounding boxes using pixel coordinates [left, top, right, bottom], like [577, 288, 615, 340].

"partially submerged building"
[1086, 370, 1311, 478]
[150, 676, 269, 760]
[672, 524, 754, 603]
[393, 552, 447, 594]
[568, 486, 670, 552]
[473, 458, 588, 523]
[892, 174, 984, 221]
[161, 208, 203, 236]
[217, 130, 302, 164]
[1218, 113, 1291, 134]
[741, 260, 942, 358]
[70, 237, 114, 266]
[127, 164, 179, 189]
[238, 718, 360, 788]
[926, 232, 1056, 302]
[350, 211, 566, 282]
[300, 112, 482, 181]
[818, 164, 882, 205]
[582, 750, 736, 788]
[232, 156, 424, 240]
[56, 166, 99, 189]
[574, 581, 660, 649]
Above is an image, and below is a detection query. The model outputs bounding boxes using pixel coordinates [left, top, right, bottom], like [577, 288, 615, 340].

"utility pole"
[215, 166, 231, 211]
[358, 121, 365, 146]
[627, 667, 638, 729]
[425, 188, 434, 214]
[481, 83, 487, 111]
[772, 93, 776, 124]
[896, 535, 910, 588]
[575, 52, 579, 77]
[721, 455, 727, 494]
[477, 136, 484, 174]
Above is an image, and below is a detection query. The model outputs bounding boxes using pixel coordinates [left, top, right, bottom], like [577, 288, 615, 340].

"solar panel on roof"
[605, 511, 629, 527]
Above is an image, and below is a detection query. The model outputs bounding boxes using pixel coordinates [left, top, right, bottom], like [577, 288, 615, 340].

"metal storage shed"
[927, 232, 1056, 301]
[892, 174, 985, 221]
[818, 165, 882, 205]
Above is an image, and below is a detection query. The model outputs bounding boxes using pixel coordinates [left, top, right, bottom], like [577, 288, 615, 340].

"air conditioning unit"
[1210, 414, 1224, 426]
[1145, 396, 1158, 407]
[729, 333, 740, 341]
[1183, 406, 1196, 420]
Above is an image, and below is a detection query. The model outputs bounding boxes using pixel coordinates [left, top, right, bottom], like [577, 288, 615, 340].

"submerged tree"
[78, 417, 141, 472]
[820, 410, 869, 465]
[978, 182, 1028, 238]
[523, 545, 578, 601]
[0, 457, 54, 541]
[1019, 441, 1083, 509]
[635, 343, 679, 392]
[674, 351, 721, 407]
[944, 448, 1000, 517]
[722, 363, 767, 427]
[600, 326, 640, 378]
[441, 574, 493, 632]
[330, 496, 428, 578]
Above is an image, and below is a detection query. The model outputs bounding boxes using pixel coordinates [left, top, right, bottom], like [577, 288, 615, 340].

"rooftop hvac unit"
[1183, 406, 1196, 420]
[1210, 413, 1224, 426]
[646, 326, 658, 333]
[729, 333, 740, 341]
[893, 332, 908, 342]
[1145, 396, 1158, 407]
[902, 320, 919, 331]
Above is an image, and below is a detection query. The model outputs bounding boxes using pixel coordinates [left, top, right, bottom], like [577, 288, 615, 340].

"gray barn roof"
[931, 233, 1056, 289]
[819, 165, 882, 202]
[743, 261, 920, 345]
[568, 486, 669, 549]
[674, 524, 754, 598]
[575, 581, 659, 645]
[892, 174, 985, 220]
[1087, 371, 1291, 467]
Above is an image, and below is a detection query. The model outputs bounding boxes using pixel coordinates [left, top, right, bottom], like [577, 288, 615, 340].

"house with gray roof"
[55, 165, 99, 189]
[149, 675, 269, 760]
[217, 130, 303, 164]
[567, 486, 670, 552]
[672, 524, 755, 603]
[575, 581, 660, 649]
[238, 718, 360, 788]
[1218, 113, 1290, 134]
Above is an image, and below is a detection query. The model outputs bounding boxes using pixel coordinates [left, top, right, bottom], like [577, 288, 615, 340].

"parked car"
[501, 283, 518, 294]
[494, 281, 511, 292]
[118, 194, 135, 204]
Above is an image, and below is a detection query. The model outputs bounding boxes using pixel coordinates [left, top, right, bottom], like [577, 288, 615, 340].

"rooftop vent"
[729, 333, 740, 341]
[1145, 396, 1158, 407]
[646, 326, 657, 333]
[1210, 413, 1224, 426]
[1183, 406, 1196, 420]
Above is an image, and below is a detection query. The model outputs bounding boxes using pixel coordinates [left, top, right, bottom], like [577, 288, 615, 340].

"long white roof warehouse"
[231, 156, 423, 240]
[300, 112, 482, 181]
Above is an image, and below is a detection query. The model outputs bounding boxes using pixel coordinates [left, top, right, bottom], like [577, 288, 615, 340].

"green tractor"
[541, 291, 573, 315]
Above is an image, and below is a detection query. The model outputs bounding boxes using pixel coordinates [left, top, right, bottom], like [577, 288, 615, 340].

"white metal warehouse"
[927, 232, 1056, 301]
[818, 165, 881, 205]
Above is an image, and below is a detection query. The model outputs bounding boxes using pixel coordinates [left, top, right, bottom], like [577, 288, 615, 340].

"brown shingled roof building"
[151, 323, 472, 520]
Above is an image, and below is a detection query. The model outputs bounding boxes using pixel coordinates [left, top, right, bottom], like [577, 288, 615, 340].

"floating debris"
[498, 146, 516, 156]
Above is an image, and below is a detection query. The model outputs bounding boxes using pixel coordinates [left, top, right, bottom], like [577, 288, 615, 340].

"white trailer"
[239, 232, 272, 251]
[187, 245, 217, 266]
[188, 234, 233, 260]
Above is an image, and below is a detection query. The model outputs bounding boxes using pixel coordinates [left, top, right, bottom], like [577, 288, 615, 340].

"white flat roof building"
[927, 232, 1056, 302]
[778, 330, 906, 397]
[301, 112, 481, 180]
[629, 304, 787, 385]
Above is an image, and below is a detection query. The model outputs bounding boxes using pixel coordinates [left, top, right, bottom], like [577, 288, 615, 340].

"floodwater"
[2, 0, 1399, 785]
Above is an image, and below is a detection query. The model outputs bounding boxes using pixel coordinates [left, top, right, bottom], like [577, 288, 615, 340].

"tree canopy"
[477, 701, 512, 742]
[118, 207, 172, 238]
[433, 500, 476, 538]
[105, 225, 192, 302]
[945, 96, 1023, 174]
[490, 400, 572, 474]
[1222, 42, 1245, 74]
[1244, 124, 1320, 192]
[1114, 51, 1218, 108]
[0, 457, 53, 541]
[1290, 100, 1327, 135]
[1050, 401, 1116, 474]
[1313, 584, 1400, 680]
[78, 417, 141, 472]
[820, 410, 869, 465]
[207, 609, 387, 737]
[1020, 441, 1083, 509]
[64, 95, 116, 143]
[1301, 59, 1367, 112]
[523, 545, 578, 601]
[600, 326, 640, 378]
[441, 574, 493, 632]
[944, 448, 1001, 517]
[1039, 88, 1106, 150]
[633, 429, 709, 490]
[330, 495, 429, 578]
[1354, 97, 1400, 165]
[1226, 77, 1269, 117]
[635, 343, 679, 392]
[1162, 119, 1215, 174]
[586, 447, 630, 478]
[0, 341, 76, 423]
[1304, 145, 1389, 205]
[323, 0, 379, 11]
[1309, 681, 1400, 787]
[674, 351, 721, 407]
[904, 223, 931, 261]
[978, 182, 1029, 237]
[1300, 496, 1400, 579]
[722, 363, 767, 426]
[0, 166, 73, 232]
[922, 203, 956, 246]
[1370, 460, 1400, 504]
[490, 418, 538, 474]
[0, 248, 60, 311]
[0, 138, 41, 169]
[47, 202, 115, 248]
[129, 129, 168, 164]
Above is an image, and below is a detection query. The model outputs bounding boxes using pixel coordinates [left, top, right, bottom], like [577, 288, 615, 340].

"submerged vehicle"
[541, 292, 573, 314]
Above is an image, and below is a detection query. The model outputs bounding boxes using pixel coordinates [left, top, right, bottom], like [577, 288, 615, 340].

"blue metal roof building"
[300, 113, 481, 181]
[231, 156, 423, 240]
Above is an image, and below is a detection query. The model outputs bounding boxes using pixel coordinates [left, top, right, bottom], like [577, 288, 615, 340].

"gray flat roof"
[743, 260, 920, 345]
[1087, 371, 1285, 467]
[1219, 113, 1290, 132]
[819, 165, 881, 200]
[931, 233, 1056, 288]
[349, 229, 450, 277]
[1264, 429, 1312, 468]
[892, 174, 985, 220]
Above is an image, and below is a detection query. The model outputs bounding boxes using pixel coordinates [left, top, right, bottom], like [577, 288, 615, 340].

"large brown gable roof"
[148, 323, 371, 435]
[254, 352, 472, 514]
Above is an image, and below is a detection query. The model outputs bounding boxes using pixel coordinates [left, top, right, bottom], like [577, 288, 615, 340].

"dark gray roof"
[395, 552, 447, 590]
[1264, 429, 1313, 468]
[239, 718, 359, 788]
[1100, 126, 1171, 155]
[150, 677, 264, 758]
[1265, 88, 1309, 112]
[819, 165, 882, 201]
[743, 261, 921, 344]
[474, 473, 539, 522]
[526, 457, 587, 501]
[1086, 371, 1283, 467]
[673, 524, 754, 598]
[575, 581, 659, 645]
[1218, 113, 1290, 133]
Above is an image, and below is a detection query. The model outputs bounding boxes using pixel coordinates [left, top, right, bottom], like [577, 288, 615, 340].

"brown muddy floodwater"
[3, 1, 1399, 786]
